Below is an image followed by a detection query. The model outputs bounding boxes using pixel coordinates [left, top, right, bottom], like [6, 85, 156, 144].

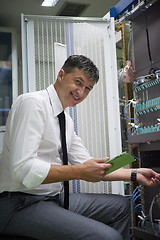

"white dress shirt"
[0, 84, 91, 195]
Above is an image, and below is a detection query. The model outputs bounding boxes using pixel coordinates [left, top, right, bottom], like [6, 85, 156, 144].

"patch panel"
[135, 97, 160, 115]
[128, 74, 160, 139]
[134, 78, 160, 92]
[138, 125, 160, 134]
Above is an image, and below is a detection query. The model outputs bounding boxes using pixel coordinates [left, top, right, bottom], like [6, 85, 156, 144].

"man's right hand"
[77, 158, 112, 182]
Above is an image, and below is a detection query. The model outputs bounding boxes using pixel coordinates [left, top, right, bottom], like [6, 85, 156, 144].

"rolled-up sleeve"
[9, 95, 51, 189]
[23, 160, 51, 189]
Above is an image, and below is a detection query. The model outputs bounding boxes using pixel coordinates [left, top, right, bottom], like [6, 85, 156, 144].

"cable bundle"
[132, 185, 142, 214]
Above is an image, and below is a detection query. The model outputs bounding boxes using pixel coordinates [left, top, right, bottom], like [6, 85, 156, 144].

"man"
[0, 55, 160, 240]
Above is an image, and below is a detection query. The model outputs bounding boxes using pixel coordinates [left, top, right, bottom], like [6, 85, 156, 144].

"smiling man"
[0, 55, 160, 240]
[55, 57, 95, 108]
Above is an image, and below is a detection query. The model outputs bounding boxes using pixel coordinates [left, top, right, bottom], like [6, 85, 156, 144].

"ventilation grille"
[25, 16, 113, 194]
[72, 22, 111, 193]
[57, 2, 89, 16]
[34, 19, 66, 90]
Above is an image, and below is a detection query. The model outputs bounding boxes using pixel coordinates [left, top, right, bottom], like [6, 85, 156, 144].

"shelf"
[128, 131, 160, 144]
[132, 226, 160, 240]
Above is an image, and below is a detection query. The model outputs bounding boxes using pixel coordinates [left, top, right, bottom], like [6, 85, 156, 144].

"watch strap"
[131, 169, 137, 182]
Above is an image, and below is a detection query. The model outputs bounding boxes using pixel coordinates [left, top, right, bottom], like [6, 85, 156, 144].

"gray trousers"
[0, 192, 131, 240]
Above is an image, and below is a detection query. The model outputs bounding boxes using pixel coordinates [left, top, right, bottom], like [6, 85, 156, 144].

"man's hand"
[137, 168, 160, 186]
[78, 158, 112, 182]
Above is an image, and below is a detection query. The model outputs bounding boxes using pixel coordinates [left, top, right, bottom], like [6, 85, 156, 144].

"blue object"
[110, 0, 138, 19]
[0, 109, 10, 112]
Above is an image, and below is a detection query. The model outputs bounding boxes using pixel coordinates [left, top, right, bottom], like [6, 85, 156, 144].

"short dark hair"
[61, 55, 99, 83]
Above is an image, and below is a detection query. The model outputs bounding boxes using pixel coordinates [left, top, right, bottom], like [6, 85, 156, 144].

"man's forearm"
[103, 168, 132, 181]
[42, 164, 81, 184]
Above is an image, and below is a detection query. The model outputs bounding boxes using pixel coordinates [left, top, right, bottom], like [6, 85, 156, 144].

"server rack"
[128, 75, 160, 239]
[111, 0, 160, 239]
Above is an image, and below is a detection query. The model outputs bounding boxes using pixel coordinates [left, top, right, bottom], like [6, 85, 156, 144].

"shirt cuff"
[23, 161, 51, 189]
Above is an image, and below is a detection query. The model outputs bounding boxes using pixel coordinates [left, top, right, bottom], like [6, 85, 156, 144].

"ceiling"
[0, 0, 119, 33]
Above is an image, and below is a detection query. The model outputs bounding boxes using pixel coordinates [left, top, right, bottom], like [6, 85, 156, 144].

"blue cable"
[127, 125, 134, 135]
[123, 102, 135, 120]
[132, 152, 140, 161]
[132, 186, 142, 214]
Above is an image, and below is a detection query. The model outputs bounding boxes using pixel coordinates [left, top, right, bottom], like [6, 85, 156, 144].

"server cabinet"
[21, 15, 124, 195]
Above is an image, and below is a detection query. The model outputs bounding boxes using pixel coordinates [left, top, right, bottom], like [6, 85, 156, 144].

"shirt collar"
[46, 84, 63, 117]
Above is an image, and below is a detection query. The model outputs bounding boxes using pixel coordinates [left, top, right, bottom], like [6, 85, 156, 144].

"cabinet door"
[0, 27, 18, 152]
[21, 15, 124, 195]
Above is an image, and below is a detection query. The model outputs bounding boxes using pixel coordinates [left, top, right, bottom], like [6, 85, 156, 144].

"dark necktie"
[58, 111, 69, 209]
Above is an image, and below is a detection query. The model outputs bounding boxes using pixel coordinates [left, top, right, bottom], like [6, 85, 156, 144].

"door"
[21, 15, 124, 195]
[0, 27, 18, 154]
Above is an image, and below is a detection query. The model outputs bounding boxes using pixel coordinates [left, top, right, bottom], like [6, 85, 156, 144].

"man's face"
[57, 68, 95, 109]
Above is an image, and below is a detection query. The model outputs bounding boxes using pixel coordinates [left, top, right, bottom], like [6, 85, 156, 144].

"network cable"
[132, 185, 142, 214]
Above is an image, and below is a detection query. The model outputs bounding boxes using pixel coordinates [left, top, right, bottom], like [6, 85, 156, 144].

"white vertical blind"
[71, 22, 111, 193]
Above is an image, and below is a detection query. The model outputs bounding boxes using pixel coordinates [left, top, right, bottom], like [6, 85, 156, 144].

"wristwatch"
[131, 169, 137, 182]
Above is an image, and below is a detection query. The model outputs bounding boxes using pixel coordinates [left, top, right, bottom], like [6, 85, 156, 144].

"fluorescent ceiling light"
[41, 0, 59, 7]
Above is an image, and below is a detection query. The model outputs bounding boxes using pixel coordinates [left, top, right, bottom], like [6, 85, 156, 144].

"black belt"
[0, 191, 33, 197]
[0, 191, 59, 200]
